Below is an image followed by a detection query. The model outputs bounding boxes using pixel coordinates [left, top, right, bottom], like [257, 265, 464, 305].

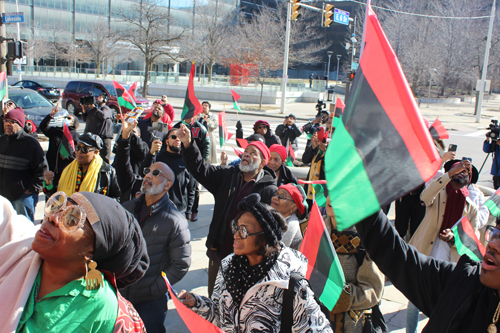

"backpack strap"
[280, 273, 303, 333]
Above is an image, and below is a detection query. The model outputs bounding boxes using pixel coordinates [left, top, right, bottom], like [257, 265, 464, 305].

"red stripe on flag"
[237, 138, 248, 149]
[128, 82, 138, 103]
[299, 202, 325, 280]
[63, 122, 75, 151]
[359, 6, 441, 182]
[164, 276, 224, 333]
[429, 118, 449, 139]
[231, 88, 241, 101]
[288, 142, 295, 162]
[461, 216, 486, 257]
[187, 63, 203, 119]
[233, 147, 243, 157]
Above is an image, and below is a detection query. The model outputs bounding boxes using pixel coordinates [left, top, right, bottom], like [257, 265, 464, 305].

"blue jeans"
[11, 192, 38, 223]
[406, 301, 419, 333]
[133, 295, 168, 333]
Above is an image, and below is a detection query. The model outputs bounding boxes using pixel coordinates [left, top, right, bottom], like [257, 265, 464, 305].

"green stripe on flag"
[233, 101, 241, 113]
[452, 225, 482, 261]
[319, 248, 345, 310]
[59, 145, 70, 159]
[485, 193, 500, 217]
[118, 98, 136, 111]
[313, 184, 327, 207]
[325, 120, 380, 230]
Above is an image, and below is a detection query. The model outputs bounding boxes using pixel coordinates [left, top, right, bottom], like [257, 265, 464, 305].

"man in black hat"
[44, 133, 121, 200]
[82, 92, 114, 163]
[275, 113, 302, 153]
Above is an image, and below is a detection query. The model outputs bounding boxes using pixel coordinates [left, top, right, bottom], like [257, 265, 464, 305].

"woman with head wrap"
[179, 193, 332, 332]
[271, 184, 307, 250]
[268, 144, 298, 186]
[0, 191, 149, 332]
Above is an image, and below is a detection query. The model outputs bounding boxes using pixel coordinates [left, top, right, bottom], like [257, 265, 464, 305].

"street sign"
[475, 80, 491, 92]
[14, 56, 27, 65]
[334, 8, 349, 25]
[2, 12, 24, 24]
[351, 62, 358, 70]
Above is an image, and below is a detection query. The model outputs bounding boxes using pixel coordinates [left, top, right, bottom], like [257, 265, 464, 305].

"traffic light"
[292, 0, 301, 21]
[350, 71, 356, 80]
[8, 41, 23, 59]
[323, 3, 334, 27]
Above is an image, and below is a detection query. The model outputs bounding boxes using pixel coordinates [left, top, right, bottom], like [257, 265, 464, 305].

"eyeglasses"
[44, 191, 87, 233]
[273, 192, 294, 202]
[257, 126, 267, 130]
[144, 167, 163, 177]
[231, 219, 265, 239]
[169, 135, 178, 140]
[4, 119, 17, 125]
[75, 145, 96, 154]
[486, 226, 500, 242]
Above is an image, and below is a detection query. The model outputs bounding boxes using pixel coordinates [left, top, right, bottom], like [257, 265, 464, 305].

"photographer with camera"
[81, 92, 113, 163]
[483, 119, 500, 189]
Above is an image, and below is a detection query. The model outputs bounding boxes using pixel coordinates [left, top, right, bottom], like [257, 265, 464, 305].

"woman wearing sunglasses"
[250, 120, 281, 148]
[271, 184, 307, 250]
[44, 133, 121, 201]
[0, 191, 149, 332]
[356, 210, 500, 332]
[179, 193, 332, 332]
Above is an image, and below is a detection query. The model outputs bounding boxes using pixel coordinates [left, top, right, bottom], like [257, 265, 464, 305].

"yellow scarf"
[57, 154, 103, 196]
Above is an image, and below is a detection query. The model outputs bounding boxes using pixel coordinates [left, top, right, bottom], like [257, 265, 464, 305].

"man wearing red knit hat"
[0, 106, 46, 222]
[177, 123, 277, 296]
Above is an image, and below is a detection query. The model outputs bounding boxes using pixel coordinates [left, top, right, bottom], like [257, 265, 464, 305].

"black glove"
[236, 121, 242, 130]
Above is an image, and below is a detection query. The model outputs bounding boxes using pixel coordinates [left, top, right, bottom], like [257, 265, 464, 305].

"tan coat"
[409, 172, 478, 263]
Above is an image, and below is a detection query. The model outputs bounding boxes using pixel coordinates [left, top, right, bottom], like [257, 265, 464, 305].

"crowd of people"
[0, 93, 499, 333]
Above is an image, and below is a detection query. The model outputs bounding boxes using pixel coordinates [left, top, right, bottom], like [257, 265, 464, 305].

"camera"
[487, 119, 500, 141]
[316, 99, 326, 112]
[79, 93, 95, 106]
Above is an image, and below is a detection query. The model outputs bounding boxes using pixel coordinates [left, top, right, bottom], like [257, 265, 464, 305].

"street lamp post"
[427, 68, 437, 108]
[336, 55, 341, 84]
[326, 51, 333, 91]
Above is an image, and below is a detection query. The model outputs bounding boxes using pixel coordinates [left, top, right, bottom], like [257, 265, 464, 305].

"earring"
[85, 260, 103, 290]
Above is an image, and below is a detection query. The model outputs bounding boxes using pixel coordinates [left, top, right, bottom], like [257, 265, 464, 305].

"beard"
[168, 144, 181, 153]
[452, 174, 470, 186]
[141, 178, 167, 195]
[240, 158, 260, 173]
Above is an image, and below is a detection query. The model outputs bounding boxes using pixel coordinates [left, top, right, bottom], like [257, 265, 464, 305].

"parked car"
[12, 80, 61, 101]
[8, 87, 68, 129]
[61, 80, 151, 118]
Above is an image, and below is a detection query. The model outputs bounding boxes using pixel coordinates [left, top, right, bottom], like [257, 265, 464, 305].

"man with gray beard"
[116, 120, 191, 333]
[178, 123, 277, 296]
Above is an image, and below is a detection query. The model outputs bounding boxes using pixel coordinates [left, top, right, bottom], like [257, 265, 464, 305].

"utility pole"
[15, 0, 20, 80]
[475, 0, 496, 123]
[280, 0, 292, 115]
[1, 0, 8, 101]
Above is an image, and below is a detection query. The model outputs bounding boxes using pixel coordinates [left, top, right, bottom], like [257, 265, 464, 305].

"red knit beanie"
[5, 107, 25, 128]
[270, 144, 287, 163]
[248, 141, 270, 163]
[279, 184, 308, 215]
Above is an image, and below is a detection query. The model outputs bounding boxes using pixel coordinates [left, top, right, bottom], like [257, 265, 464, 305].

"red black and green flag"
[332, 97, 345, 128]
[59, 122, 75, 159]
[285, 141, 295, 167]
[452, 216, 485, 261]
[128, 81, 138, 103]
[299, 201, 344, 310]
[429, 118, 449, 140]
[299, 179, 327, 208]
[231, 88, 242, 113]
[484, 188, 500, 217]
[181, 61, 202, 122]
[113, 80, 136, 112]
[324, 4, 441, 230]
[218, 111, 233, 148]
[0, 71, 6, 101]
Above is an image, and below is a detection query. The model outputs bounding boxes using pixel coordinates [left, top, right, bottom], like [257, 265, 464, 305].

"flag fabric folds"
[218, 111, 233, 148]
[59, 122, 75, 159]
[429, 118, 449, 140]
[128, 82, 138, 103]
[332, 97, 345, 128]
[484, 188, 500, 217]
[113, 81, 137, 112]
[285, 141, 295, 167]
[181, 61, 203, 121]
[299, 201, 345, 311]
[231, 88, 242, 113]
[452, 216, 485, 261]
[0, 71, 6, 101]
[324, 4, 441, 230]
[163, 275, 224, 333]
[236, 138, 249, 149]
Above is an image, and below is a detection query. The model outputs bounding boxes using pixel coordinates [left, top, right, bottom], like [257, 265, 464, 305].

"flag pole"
[359, 0, 371, 58]
[223, 103, 227, 151]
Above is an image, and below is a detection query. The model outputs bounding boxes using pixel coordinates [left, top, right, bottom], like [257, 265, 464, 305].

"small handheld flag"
[181, 61, 203, 121]
[128, 82, 138, 103]
[218, 111, 233, 148]
[429, 118, 449, 140]
[113, 81, 137, 118]
[484, 188, 500, 217]
[231, 88, 242, 113]
[452, 216, 485, 261]
[60, 122, 75, 159]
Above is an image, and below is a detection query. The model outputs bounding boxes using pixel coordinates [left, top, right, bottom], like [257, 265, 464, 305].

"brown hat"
[4, 107, 25, 128]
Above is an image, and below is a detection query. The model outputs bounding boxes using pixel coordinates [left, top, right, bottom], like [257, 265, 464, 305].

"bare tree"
[117, 0, 188, 97]
[226, 4, 331, 108]
[23, 22, 51, 67]
[60, 39, 92, 77]
[44, 22, 71, 73]
[81, 22, 117, 78]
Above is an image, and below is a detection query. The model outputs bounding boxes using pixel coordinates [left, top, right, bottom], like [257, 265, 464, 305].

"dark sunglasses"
[169, 135, 178, 140]
[75, 145, 95, 154]
[144, 167, 163, 177]
[273, 192, 294, 202]
[486, 226, 500, 242]
[230, 219, 265, 239]
[257, 126, 267, 130]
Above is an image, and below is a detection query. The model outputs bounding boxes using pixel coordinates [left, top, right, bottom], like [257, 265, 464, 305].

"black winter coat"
[113, 134, 149, 176]
[174, 120, 211, 161]
[120, 194, 191, 304]
[0, 130, 47, 201]
[183, 141, 278, 250]
[114, 137, 144, 203]
[137, 118, 168, 149]
[83, 105, 113, 139]
[301, 145, 325, 196]
[357, 210, 500, 333]
[276, 164, 298, 187]
[275, 124, 302, 151]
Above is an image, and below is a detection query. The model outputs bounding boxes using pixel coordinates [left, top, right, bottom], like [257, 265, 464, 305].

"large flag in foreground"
[429, 118, 449, 140]
[324, 4, 441, 230]
[484, 188, 500, 217]
[113, 81, 136, 112]
[59, 122, 75, 159]
[181, 61, 202, 121]
[452, 216, 485, 261]
[218, 111, 233, 148]
[299, 201, 344, 311]
[163, 274, 224, 333]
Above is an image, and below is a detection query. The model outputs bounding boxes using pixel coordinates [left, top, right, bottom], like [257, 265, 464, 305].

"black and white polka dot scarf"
[225, 253, 278, 305]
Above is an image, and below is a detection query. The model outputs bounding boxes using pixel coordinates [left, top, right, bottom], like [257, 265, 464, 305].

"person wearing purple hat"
[0, 106, 47, 222]
[249, 120, 281, 148]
